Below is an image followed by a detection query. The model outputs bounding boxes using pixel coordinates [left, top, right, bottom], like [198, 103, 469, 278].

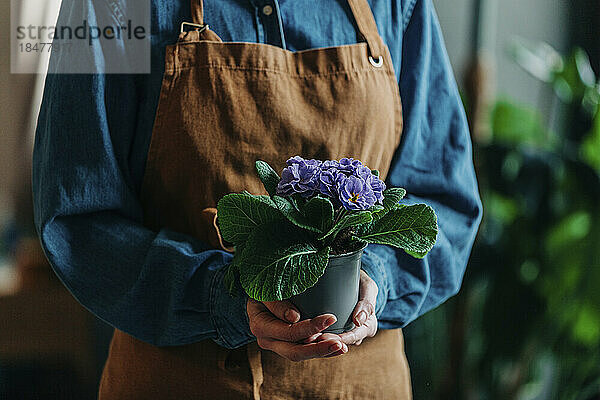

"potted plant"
[217, 156, 438, 333]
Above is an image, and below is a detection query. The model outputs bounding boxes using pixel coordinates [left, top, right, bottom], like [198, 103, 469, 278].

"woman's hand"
[338, 269, 378, 346]
[291, 270, 378, 357]
[246, 298, 348, 362]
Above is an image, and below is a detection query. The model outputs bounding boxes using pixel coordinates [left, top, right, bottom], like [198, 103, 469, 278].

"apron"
[99, 0, 410, 398]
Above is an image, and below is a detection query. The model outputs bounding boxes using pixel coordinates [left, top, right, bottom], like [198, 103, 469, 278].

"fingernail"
[285, 309, 300, 323]
[323, 316, 337, 328]
[329, 342, 342, 352]
[357, 311, 367, 325]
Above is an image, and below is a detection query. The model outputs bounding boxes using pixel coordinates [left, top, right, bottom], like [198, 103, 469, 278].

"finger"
[324, 344, 348, 357]
[359, 270, 378, 305]
[250, 306, 338, 342]
[338, 315, 377, 345]
[320, 334, 348, 357]
[301, 332, 323, 344]
[352, 271, 378, 326]
[314, 333, 343, 342]
[262, 300, 301, 323]
[260, 337, 345, 362]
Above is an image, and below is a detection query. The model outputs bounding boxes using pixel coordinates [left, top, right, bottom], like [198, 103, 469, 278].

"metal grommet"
[369, 55, 384, 68]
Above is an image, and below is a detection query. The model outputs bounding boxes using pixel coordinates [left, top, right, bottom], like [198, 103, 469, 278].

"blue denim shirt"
[33, 0, 482, 348]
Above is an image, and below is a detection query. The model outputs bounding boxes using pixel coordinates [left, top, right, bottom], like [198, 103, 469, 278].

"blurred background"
[1, 0, 598, 399]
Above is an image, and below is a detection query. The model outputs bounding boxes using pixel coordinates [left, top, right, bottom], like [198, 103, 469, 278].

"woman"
[33, 0, 482, 398]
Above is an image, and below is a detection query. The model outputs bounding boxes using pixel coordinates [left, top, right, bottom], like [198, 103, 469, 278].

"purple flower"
[356, 165, 386, 202]
[275, 156, 386, 207]
[336, 175, 377, 210]
[369, 176, 386, 202]
[318, 169, 338, 198]
[277, 156, 321, 197]
[337, 157, 363, 174]
[286, 156, 322, 168]
[321, 160, 340, 170]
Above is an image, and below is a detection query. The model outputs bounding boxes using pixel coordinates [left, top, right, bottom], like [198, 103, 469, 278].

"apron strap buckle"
[180, 22, 209, 35]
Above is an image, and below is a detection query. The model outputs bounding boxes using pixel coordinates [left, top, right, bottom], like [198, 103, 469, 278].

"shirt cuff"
[360, 245, 390, 318]
[209, 265, 256, 349]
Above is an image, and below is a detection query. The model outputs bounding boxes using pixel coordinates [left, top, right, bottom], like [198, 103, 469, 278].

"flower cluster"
[276, 156, 386, 210]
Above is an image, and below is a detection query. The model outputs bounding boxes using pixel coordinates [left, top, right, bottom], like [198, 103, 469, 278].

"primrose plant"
[216, 156, 438, 302]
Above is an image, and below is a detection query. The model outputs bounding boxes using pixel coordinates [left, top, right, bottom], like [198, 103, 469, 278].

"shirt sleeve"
[32, 0, 254, 349]
[361, 0, 483, 327]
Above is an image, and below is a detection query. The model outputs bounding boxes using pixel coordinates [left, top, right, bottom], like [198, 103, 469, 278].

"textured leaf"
[302, 196, 335, 233]
[370, 187, 408, 223]
[255, 160, 280, 196]
[319, 211, 373, 241]
[404, 249, 428, 259]
[357, 204, 438, 255]
[224, 262, 239, 297]
[382, 187, 406, 209]
[371, 169, 380, 177]
[217, 193, 283, 244]
[272, 195, 321, 233]
[369, 204, 385, 212]
[224, 242, 246, 297]
[238, 222, 330, 301]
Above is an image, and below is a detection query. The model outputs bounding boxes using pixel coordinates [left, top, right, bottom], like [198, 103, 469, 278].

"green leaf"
[382, 187, 406, 210]
[224, 262, 239, 297]
[238, 222, 330, 301]
[319, 211, 373, 241]
[255, 160, 280, 197]
[272, 195, 321, 233]
[491, 100, 548, 147]
[357, 204, 438, 255]
[224, 242, 247, 297]
[302, 196, 335, 233]
[553, 48, 596, 102]
[216, 193, 283, 244]
[371, 169, 380, 177]
[370, 187, 407, 223]
[581, 107, 600, 172]
[404, 249, 428, 259]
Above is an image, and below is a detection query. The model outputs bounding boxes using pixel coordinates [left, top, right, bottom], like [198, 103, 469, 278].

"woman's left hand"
[340, 269, 378, 345]
[310, 269, 378, 356]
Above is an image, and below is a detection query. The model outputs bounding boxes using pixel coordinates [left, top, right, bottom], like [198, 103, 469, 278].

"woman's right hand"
[246, 298, 348, 362]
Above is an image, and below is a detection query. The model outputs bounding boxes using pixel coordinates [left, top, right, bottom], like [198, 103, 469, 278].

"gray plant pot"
[290, 242, 368, 333]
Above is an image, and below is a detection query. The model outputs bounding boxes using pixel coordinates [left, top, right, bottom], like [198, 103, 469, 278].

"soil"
[329, 227, 364, 255]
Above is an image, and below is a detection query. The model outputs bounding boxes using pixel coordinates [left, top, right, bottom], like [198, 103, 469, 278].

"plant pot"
[289, 242, 368, 333]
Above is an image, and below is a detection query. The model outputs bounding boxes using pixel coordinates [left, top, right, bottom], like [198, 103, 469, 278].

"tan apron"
[99, 0, 411, 398]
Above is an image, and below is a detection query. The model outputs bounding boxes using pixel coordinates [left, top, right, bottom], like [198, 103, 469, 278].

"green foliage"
[255, 160, 280, 196]
[581, 108, 600, 172]
[405, 41, 600, 400]
[271, 195, 334, 234]
[216, 161, 439, 301]
[357, 204, 438, 257]
[216, 193, 282, 244]
[238, 220, 331, 301]
[491, 100, 549, 147]
[319, 211, 372, 241]
[379, 187, 406, 213]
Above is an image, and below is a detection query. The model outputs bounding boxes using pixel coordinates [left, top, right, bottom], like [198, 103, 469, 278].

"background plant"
[405, 41, 600, 400]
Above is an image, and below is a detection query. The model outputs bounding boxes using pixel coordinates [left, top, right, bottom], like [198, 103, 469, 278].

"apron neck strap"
[346, 0, 384, 59]
[191, 0, 204, 25]
[190, 0, 383, 58]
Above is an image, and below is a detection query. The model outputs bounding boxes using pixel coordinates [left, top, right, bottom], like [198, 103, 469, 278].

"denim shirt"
[33, 0, 482, 348]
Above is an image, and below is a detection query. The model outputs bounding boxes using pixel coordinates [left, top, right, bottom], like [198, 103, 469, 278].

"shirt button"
[262, 5, 273, 16]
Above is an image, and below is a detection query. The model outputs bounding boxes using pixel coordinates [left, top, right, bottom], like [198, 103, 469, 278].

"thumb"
[262, 300, 301, 323]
